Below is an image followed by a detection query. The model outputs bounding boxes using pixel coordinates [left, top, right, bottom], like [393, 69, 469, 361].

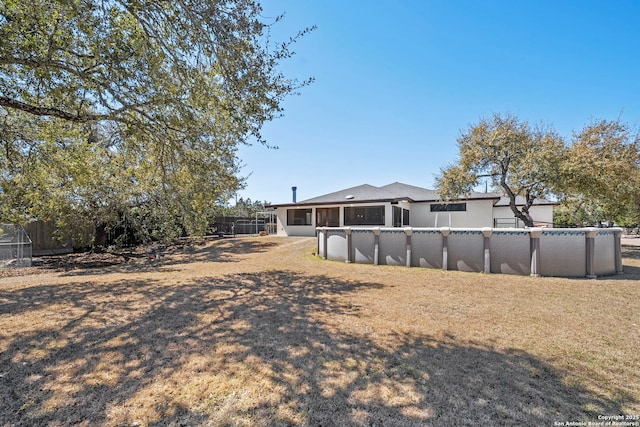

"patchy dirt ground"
[1, 237, 639, 426]
[0, 242, 184, 278]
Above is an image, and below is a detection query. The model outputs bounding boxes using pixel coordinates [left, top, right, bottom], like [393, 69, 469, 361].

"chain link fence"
[0, 224, 32, 268]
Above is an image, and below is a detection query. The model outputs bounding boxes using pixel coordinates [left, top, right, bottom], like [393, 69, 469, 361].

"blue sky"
[236, 0, 640, 205]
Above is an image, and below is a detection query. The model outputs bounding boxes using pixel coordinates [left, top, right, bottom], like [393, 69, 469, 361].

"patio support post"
[481, 227, 492, 274]
[585, 228, 598, 279]
[440, 227, 450, 271]
[614, 228, 623, 274]
[529, 228, 542, 277]
[345, 227, 352, 263]
[404, 227, 413, 267]
[373, 227, 381, 266]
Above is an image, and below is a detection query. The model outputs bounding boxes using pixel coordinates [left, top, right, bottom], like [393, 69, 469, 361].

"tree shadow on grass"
[0, 270, 634, 426]
[52, 238, 282, 277]
[596, 246, 640, 280]
[622, 245, 640, 260]
[167, 237, 281, 264]
[601, 265, 640, 280]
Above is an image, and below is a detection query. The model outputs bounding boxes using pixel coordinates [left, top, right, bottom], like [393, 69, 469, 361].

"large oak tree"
[436, 113, 564, 227]
[557, 119, 640, 226]
[0, 0, 311, 244]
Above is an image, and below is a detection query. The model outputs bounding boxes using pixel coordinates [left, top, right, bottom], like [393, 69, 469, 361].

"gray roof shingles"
[270, 182, 501, 207]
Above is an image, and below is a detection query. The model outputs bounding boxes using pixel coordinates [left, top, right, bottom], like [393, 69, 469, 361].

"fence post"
[585, 228, 598, 279]
[481, 227, 492, 274]
[373, 227, 381, 266]
[322, 228, 328, 260]
[316, 227, 320, 257]
[345, 227, 352, 263]
[404, 227, 413, 267]
[529, 228, 542, 277]
[614, 228, 623, 274]
[440, 227, 450, 271]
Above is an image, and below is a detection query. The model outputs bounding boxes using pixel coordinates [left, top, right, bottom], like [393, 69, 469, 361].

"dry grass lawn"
[1, 237, 639, 426]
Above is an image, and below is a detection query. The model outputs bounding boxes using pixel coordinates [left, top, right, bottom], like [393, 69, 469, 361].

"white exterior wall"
[277, 199, 552, 235]
[410, 200, 495, 228]
[383, 204, 393, 228]
[530, 205, 554, 226]
[492, 205, 554, 227]
[398, 201, 412, 210]
[276, 207, 316, 237]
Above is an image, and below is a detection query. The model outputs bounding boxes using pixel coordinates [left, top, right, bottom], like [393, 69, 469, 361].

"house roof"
[269, 182, 501, 208]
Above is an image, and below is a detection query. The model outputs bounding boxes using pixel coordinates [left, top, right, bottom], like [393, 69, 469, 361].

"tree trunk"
[94, 223, 108, 249]
[501, 180, 535, 227]
[518, 209, 535, 227]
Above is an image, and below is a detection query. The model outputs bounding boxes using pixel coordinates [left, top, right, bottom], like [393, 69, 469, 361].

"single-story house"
[268, 182, 557, 237]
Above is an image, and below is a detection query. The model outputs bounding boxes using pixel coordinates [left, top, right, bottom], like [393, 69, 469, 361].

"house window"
[287, 208, 312, 225]
[393, 206, 410, 227]
[316, 207, 339, 227]
[344, 206, 385, 226]
[393, 206, 402, 227]
[430, 203, 467, 212]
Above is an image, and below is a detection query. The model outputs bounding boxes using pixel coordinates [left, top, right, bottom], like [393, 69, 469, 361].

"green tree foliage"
[222, 197, 270, 218]
[558, 119, 640, 226]
[436, 113, 564, 227]
[0, 0, 312, 246]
